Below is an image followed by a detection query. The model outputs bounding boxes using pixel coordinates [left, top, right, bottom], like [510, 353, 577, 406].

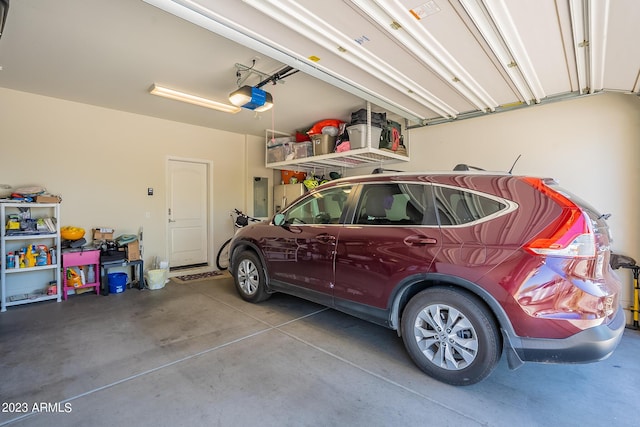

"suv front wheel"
[401, 287, 501, 386]
[232, 250, 270, 303]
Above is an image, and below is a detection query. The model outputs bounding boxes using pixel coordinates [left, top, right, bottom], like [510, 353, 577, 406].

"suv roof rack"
[453, 164, 485, 171]
[371, 167, 404, 174]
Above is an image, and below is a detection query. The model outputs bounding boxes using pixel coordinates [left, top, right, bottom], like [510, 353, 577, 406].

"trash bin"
[107, 272, 128, 293]
[146, 269, 167, 290]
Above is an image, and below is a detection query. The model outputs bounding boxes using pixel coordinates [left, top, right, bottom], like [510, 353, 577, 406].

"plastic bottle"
[50, 248, 57, 265]
[25, 245, 36, 267]
[67, 268, 81, 288]
[79, 266, 86, 285]
[36, 249, 48, 266]
[87, 264, 95, 284]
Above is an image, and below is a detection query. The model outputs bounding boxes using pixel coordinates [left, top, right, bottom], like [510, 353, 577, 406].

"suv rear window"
[433, 185, 508, 225]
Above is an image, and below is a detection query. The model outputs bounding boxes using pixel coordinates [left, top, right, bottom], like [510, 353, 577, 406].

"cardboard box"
[35, 195, 62, 203]
[93, 228, 114, 241]
[121, 240, 140, 261]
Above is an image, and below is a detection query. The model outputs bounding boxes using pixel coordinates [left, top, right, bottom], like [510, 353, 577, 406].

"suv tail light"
[521, 178, 596, 258]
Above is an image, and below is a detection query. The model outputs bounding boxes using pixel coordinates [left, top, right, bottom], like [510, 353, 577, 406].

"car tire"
[232, 250, 270, 303]
[401, 287, 501, 386]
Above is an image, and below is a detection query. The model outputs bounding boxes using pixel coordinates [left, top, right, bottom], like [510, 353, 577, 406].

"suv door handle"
[404, 235, 437, 246]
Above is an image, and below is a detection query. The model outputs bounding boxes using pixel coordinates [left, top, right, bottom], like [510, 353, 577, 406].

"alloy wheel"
[413, 303, 479, 370]
[238, 258, 259, 296]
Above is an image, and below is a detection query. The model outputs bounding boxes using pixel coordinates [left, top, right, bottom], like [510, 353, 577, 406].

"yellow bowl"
[61, 226, 85, 240]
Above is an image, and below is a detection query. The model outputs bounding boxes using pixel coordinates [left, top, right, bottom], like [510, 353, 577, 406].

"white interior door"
[168, 159, 209, 269]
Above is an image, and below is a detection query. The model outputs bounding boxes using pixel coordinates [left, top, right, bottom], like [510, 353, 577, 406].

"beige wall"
[0, 87, 250, 268]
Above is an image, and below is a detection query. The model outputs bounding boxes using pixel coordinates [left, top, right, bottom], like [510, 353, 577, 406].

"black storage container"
[350, 109, 386, 128]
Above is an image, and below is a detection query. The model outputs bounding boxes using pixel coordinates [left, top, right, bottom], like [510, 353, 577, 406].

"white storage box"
[292, 141, 313, 159]
[347, 124, 383, 149]
[267, 142, 294, 163]
[267, 136, 294, 147]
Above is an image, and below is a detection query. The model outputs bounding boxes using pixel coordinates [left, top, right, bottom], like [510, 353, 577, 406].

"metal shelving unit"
[1, 202, 62, 312]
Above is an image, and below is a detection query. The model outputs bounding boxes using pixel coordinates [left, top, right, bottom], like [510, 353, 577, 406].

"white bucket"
[146, 269, 167, 290]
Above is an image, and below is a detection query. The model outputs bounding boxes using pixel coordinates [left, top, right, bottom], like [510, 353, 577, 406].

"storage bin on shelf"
[292, 141, 313, 159]
[310, 134, 336, 155]
[267, 141, 314, 162]
[267, 142, 293, 163]
[346, 124, 383, 149]
[350, 108, 387, 128]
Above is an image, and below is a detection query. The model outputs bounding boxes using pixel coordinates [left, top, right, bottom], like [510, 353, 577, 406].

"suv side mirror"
[273, 213, 286, 226]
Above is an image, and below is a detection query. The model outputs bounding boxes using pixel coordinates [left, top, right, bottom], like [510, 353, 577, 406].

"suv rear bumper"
[507, 306, 625, 366]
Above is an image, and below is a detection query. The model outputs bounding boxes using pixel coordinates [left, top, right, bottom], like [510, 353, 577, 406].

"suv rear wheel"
[401, 287, 500, 386]
[232, 251, 270, 303]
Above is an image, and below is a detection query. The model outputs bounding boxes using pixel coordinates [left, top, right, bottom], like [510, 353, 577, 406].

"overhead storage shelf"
[264, 101, 409, 173]
[266, 146, 408, 172]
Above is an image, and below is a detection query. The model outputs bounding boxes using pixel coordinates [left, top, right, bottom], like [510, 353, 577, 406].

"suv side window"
[432, 185, 507, 225]
[284, 185, 352, 224]
[356, 183, 437, 226]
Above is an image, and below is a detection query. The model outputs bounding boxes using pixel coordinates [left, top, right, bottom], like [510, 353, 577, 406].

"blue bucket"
[108, 272, 128, 294]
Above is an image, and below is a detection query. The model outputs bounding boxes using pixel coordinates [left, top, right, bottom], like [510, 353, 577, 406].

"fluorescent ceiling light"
[229, 85, 273, 112]
[149, 84, 241, 114]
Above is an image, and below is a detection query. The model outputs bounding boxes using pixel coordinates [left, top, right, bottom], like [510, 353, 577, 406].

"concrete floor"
[1, 275, 638, 427]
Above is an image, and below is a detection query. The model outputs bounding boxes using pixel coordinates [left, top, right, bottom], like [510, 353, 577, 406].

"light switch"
[147, 187, 153, 196]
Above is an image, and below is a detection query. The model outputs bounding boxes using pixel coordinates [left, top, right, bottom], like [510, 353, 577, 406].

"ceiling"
[1, 0, 639, 137]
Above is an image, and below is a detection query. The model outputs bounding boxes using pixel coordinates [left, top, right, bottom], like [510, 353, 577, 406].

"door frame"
[165, 156, 214, 275]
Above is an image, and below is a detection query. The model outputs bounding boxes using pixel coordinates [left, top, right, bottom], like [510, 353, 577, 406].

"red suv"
[229, 171, 624, 385]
